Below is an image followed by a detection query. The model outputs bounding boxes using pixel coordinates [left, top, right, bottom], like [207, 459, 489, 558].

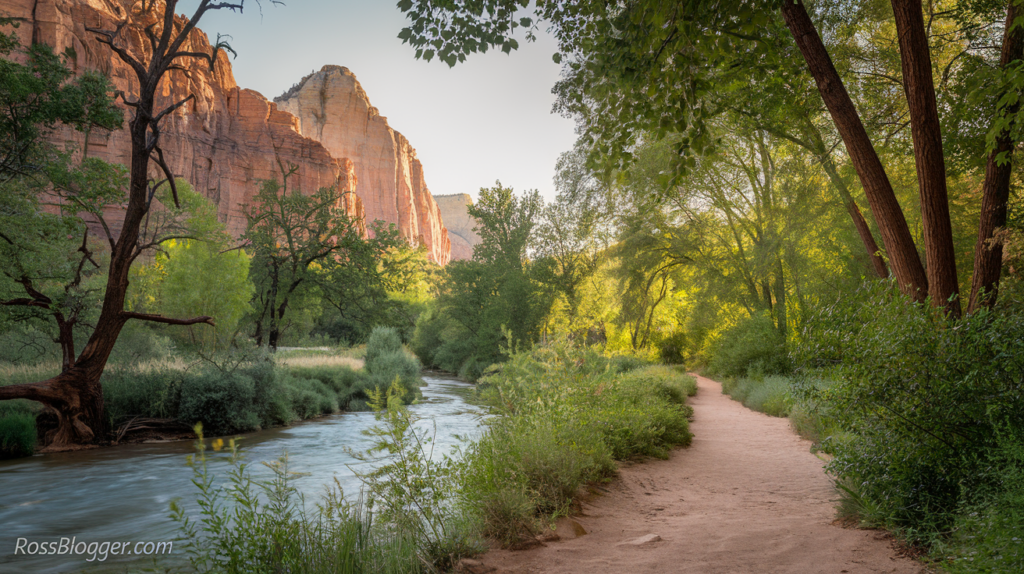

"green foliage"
[363, 327, 422, 404]
[936, 428, 1024, 574]
[462, 341, 695, 545]
[99, 351, 386, 436]
[352, 380, 482, 571]
[281, 364, 372, 410]
[721, 375, 794, 418]
[0, 403, 36, 459]
[244, 178, 403, 349]
[102, 365, 184, 424]
[175, 366, 267, 435]
[159, 239, 253, 351]
[797, 285, 1024, 541]
[413, 184, 552, 380]
[0, 27, 122, 178]
[171, 426, 423, 574]
[315, 231, 432, 345]
[706, 312, 789, 379]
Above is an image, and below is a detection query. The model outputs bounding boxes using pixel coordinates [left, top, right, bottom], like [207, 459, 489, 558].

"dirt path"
[467, 374, 926, 574]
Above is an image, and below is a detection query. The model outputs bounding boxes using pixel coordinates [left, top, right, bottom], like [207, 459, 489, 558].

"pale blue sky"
[201, 0, 577, 201]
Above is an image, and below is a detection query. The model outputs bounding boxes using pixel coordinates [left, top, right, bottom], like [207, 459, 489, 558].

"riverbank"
[0, 374, 486, 574]
[0, 329, 423, 459]
[465, 374, 926, 574]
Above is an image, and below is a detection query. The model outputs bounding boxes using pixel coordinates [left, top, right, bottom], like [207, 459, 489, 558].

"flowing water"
[0, 374, 487, 573]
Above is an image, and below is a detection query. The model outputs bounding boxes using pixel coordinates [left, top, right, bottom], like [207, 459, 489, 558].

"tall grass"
[171, 425, 424, 574]
[0, 404, 36, 459]
[721, 375, 794, 417]
[463, 342, 696, 545]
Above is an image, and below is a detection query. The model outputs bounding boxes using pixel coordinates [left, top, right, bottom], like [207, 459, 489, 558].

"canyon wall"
[274, 66, 450, 265]
[2, 0, 450, 263]
[433, 194, 481, 261]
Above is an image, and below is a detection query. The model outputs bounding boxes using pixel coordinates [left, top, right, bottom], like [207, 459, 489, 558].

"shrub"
[706, 312, 789, 378]
[283, 364, 372, 409]
[0, 403, 36, 459]
[657, 330, 689, 364]
[797, 284, 1024, 541]
[463, 340, 695, 545]
[176, 369, 263, 435]
[935, 428, 1024, 573]
[722, 376, 794, 418]
[103, 366, 184, 425]
[364, 327, 421, 403]
[172, 427, 425, 574]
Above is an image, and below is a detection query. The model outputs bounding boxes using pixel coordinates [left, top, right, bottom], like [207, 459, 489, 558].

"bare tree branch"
[121, 312, 216, 326]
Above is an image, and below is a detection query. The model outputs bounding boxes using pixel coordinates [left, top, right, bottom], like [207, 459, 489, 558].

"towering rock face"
[3, 0, 371, 237]
[433, 194, 481, 261]
[275, 66, 450, 265]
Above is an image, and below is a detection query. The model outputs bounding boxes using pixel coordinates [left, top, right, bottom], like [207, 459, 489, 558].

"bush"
[0, 403, 36, 459]
[935, 428, 1024, 573]
[706, 312, 789, 378]
[283, 364, 372, 409]
[722, 375, 794, 418]
[797, 284, 1024, 541]
[103, 365, 184, 425]
[177, 369, 263, 435]
[172, 428, 425, 574]
[463, 340, 695, 545]
[364, 327, 421, 403]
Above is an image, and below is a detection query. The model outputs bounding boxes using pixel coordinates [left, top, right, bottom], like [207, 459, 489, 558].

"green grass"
[0, 339, 414, 458]
[0, 406, 36, 459]
[463, 342, 696, 546]
[721, 375, 794, 417]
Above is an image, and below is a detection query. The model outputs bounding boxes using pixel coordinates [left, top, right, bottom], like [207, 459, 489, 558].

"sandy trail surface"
[468, 374, 926, 574]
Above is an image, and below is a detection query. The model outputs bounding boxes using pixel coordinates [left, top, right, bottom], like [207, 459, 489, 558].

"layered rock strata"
[432, 194, 481, 261]
[275, 66, 450, 265]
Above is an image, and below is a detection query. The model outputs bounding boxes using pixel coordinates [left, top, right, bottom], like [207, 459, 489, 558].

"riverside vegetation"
[170, 341, 697, 573]
[0, 327, 422, 458]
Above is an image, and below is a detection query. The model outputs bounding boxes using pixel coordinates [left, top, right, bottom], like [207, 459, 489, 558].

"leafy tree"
[0, 1, 250, 447]
[412, 183, 551, 378]
[243, 175, 365, 349]
[315, 239, 434, 344]
[160, 239, 254, 352]
[532, 192, 601, 335]
[396, 0, 1024, 315]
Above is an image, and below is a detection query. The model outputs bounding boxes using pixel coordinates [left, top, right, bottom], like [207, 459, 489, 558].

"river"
[0, 374, 487, 573]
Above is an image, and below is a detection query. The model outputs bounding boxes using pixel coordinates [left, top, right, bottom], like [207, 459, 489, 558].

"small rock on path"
[470, 374, 928, 574]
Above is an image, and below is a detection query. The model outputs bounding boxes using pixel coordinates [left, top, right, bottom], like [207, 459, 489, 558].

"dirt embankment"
[465, 374, 927, 574]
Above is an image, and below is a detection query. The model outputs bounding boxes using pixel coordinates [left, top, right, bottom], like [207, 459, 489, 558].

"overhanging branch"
[122, 312, 216, 326]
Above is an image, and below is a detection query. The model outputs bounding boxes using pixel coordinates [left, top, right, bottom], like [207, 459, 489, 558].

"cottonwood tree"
[0, 0, 253, 447]
[532, 194, 601, 334]
[244, 175, 388, 350]
[397, 0, 1024, 315]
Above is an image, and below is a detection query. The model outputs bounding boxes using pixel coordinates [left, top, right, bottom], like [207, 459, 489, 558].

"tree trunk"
[802, 119, 890, 278]
[969, 0, 1024, 313]
[890, 0, 961, 315]
[781, 0, 928, 300]
[0, 1, 228, 447]
[773, 257, 787, 338]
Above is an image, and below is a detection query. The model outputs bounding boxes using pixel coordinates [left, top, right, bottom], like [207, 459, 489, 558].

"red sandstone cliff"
[433, 193, 481, 261]
[275, 66, 450, 266]
[1, 0, 450, 262]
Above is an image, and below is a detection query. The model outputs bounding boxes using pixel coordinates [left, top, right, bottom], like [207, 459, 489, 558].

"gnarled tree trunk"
[0, 0, 229, 448]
